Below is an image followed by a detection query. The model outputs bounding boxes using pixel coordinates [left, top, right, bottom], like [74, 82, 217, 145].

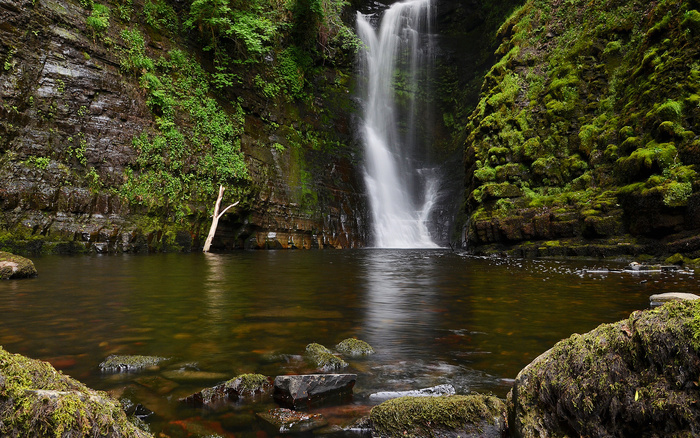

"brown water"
[1, 250, 696, 436]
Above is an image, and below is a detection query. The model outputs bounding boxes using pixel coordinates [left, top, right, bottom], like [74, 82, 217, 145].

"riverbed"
[1, 250, 695, 436]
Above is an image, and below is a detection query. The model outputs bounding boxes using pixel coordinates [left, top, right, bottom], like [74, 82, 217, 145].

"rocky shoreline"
[2, 299, 700, 437]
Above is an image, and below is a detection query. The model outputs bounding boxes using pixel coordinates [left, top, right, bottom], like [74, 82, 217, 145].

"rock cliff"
[0, 0, 369, 253]
[464, 0, 700, 258]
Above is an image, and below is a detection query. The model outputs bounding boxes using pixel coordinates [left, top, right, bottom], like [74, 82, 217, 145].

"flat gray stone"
[273, 374, 356, 408]
[650, 292, 700, 307]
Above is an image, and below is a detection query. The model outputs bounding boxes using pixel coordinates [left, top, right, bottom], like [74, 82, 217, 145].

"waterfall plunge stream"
[357, 0, 439, 248]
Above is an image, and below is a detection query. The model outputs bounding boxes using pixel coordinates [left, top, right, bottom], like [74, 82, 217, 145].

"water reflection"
[362, 249, 439, 356]
[0, 251, 697, 435]
[203, 253, 228, 335]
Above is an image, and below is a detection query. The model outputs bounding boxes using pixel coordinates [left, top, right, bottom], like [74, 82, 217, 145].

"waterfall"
[357, 0, 439, 248]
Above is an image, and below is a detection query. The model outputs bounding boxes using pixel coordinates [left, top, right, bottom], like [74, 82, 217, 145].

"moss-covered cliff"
[0, 0, 368, 253]
[464, 0, 700, 258]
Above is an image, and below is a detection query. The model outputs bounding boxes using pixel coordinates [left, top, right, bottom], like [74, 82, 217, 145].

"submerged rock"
[305, 343, 348, 371]
[508, 300, 700, 437]
[369, 384, 456, 402]
[336, 338, 375, 357]
[0, 251, 37, 279]
[370, 394, 506, 438]
[0, 346, 152, 437]
[180, 373, 272, 407]
[99, 355, 169, 373]
[273, 374, 356, 409]
[257, 408, 328, 434]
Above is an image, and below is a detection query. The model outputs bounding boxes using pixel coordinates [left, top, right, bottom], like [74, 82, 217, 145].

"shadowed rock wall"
[0, 0, 369, 253]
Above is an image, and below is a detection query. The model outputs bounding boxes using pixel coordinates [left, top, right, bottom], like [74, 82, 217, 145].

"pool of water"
[1, 250, 695, 436]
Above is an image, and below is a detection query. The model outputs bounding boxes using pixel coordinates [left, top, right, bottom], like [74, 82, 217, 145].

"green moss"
[225, 373, 270, 394]
[473, 165, 497, 182]
[305, 343, 347, 371]
[370, 395, 505, 438]
[654, 99, 683, 122]
[683, 10, 700, 33]
[662, 181, 692, 207]
[335, 338, 375, 357]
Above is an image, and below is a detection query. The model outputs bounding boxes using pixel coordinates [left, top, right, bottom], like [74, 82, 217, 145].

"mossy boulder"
[335, 338, 375, 357]
[370, 394, 506, 438]
[0, 251, 37, 279]
[305, 343, 348, 371]
[0, 346, 152, 437]
[508, 301, 700, 437]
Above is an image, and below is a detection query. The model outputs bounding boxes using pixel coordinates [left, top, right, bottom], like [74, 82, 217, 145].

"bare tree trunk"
[203, 185, 239, 252]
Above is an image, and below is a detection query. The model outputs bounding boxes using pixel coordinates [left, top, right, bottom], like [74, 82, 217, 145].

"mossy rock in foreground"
[0, 346, 152, 437]
[0, 251, 37, 279]
[508, 300, 700, 437]
[370, 394, 506, 438]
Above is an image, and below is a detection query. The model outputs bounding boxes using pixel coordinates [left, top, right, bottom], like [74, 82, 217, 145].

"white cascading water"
[357, 0, 439, 248]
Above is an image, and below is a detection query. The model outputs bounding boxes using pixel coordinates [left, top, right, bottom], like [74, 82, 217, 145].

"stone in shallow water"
[257, 408, 328, 434]
[336, 338, 375, 357]
[273, 374, 356, 409]
[305, 343, 348, 371]
[368, 384, 456, 402]
[179, 373, 272, 407]
[650, 292, 700, 307]
[99, 355, 168, 373]
[0, 251, 37, 279]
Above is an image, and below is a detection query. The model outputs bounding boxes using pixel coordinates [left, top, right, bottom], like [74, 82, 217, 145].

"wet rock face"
[507, 301, 700, 437]
[461, 0, 700, 256]
[0, 0, 370, 253]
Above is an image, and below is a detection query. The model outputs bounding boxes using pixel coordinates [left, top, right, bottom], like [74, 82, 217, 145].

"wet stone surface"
[274, 374, 357, 409]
